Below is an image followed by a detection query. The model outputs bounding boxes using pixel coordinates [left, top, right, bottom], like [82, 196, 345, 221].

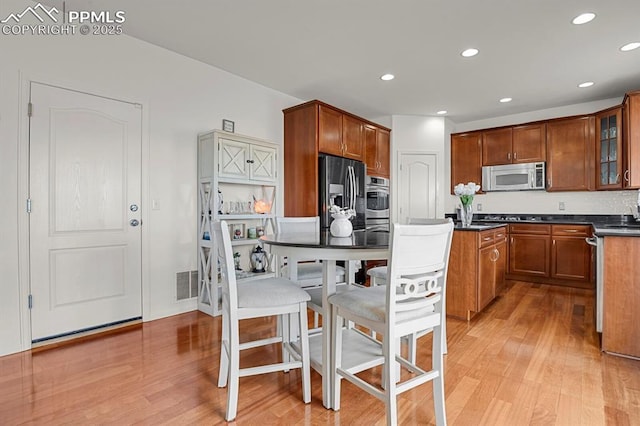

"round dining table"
[260, 229, 390, 409]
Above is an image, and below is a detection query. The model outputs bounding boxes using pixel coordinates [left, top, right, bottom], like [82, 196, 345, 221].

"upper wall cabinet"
[481, 124, 546, 166]
[623, 91, 640, 189]
[546, 116, 594, 192]
[451, 131, 482, 193]
[318, 104, 364, 161]
[218, 137, 277, 183]
[595, 106, 622, 189]
[365, 125, 390, 178]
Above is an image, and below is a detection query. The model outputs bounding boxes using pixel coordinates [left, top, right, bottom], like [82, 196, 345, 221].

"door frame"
[16, 71, 150, 351]
[394, 150, 442, 223]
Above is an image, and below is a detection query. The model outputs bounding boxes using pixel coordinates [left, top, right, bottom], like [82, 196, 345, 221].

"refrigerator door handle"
[348, 166, 356, 210]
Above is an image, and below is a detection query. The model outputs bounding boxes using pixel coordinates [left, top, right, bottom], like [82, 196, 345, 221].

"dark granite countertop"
[446, 213, 640, 236]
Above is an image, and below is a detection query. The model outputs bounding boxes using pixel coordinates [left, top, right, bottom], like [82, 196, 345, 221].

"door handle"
[130, 219, 140, 227]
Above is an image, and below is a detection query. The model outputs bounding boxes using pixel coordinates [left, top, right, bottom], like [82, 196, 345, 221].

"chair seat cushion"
[282, 263, 345, 281]
[305, 284, 351, 309]
[237, 277, 310, 308]
[328, 286, 434, 323]
[367, 266, 387, 279]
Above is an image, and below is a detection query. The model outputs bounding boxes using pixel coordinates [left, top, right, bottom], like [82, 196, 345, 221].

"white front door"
[29, 82, 143, 342]
[398, 153, 437, 224]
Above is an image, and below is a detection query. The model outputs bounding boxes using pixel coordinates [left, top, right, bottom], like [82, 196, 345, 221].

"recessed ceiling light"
[572, 12, 596, 25]
[578, 81, 594, 88]
[461, 48, 479, 58]
[499, 97, 512, 103]
[620, 42, 640, 52]
[380, 73, 395, 81]
[436, 110, 448, 115]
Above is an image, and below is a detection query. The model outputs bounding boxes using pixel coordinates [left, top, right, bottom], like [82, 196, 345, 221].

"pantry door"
[29, 82, 143, 342]
[398, 153, 437, 224]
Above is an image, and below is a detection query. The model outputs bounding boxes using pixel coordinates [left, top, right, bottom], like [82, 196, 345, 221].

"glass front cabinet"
[595, 106, 623, 189]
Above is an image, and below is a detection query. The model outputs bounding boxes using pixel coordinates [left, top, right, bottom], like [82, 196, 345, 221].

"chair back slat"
[386, 219, 454, 319]
[276, 216, 319, 234]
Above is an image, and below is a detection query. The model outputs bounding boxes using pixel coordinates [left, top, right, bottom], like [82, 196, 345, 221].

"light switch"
[152, 199, 160, 210]
[477, 203, 483, 211]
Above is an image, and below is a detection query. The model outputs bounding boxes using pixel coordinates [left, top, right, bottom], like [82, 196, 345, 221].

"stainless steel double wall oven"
[365, 175, 389, 231]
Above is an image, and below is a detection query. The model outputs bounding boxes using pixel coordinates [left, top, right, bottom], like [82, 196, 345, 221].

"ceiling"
[47, 0, 640, 123]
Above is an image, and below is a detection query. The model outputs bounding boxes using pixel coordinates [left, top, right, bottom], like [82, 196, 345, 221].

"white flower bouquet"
[454, 182, 481, 206]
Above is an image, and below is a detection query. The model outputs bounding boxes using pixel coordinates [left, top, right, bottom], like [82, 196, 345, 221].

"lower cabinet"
[507, 223, 593, 288]
[509, 224, 551, 277]
[447, 227, 507, 320]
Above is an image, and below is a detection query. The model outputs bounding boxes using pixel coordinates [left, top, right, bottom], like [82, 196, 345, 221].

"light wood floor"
[2, 281, 640, 425]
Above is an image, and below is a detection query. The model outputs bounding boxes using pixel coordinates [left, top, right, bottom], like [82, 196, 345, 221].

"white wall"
[390, 115, 451, 220]
[0, 9, 300, 355]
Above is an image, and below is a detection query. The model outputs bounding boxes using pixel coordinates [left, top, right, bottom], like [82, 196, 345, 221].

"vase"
[460, 204, 473, 227]
[330, 215, 353, 237]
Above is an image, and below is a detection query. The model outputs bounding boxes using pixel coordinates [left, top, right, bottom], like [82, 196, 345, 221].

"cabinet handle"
[507, 152, 511, 161]
[246, 159, 255, 164]
[513, 152, 517, 160]
[495, 248, 500, 260]
[616, 173, 620, 184]
[562, 229, 579, 233]
[624, 169, 630, 183]
[483, 236, 492, 241]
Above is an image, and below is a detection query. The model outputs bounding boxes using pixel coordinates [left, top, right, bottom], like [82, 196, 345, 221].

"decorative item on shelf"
[256, 226, 265, 237]
[231, 223, 245, 240]
[247, 227, 257, 239]
[329, 205, 355, 237]
[250, 246, 267, 273]
[252, 195, 272, 214]
[454, 182, 481, 227]
[233, 252, 241, 270]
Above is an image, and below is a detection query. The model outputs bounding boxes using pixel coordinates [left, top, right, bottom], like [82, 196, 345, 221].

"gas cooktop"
[482, 215, 547, 222]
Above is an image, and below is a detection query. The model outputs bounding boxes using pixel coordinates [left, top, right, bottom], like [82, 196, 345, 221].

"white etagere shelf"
[197, 130, 279, 316]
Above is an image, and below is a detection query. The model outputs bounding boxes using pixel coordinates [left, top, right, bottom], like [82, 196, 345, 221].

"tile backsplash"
[448, 189, 638, 216]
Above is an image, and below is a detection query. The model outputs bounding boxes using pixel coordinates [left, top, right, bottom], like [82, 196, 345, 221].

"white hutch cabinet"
[197, 130, 278, 316]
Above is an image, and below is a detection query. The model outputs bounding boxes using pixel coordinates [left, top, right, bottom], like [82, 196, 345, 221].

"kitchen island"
[447, 224, 508, 320]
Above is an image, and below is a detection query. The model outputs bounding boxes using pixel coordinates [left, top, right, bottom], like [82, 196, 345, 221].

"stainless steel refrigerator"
[318, 154, 366, 230]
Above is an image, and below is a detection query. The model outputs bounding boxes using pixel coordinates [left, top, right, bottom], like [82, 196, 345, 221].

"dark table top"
[260, 229, 390, 249]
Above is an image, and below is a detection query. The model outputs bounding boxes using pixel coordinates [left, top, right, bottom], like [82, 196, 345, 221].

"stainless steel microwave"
[482, 162, 546, 191]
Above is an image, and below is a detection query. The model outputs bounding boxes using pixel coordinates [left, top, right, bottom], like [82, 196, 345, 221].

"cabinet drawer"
[478, 230, 495, 248]
[509, 224, 551, 235]
[551, 224, 591, 237]
[493, 227, 508, 242]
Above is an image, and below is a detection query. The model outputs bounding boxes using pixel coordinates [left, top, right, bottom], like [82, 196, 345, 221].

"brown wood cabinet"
[451, 131, 482, 194]
[623, 91, 640, 189]
[283, 100, 391, 217]
[602, 236, 640, 358]
[512, 123, 547, 163]
[365, 125, 390, 178]
[550, 225, 592, 282]
[318, 105, 364, 161]
[481, 124, 546, 166]
[447, 227, 507, 320]
[546, 115, 595, 191]
[508, 224, 551, 277]
[482, 128, 513, 166]
[595, 106, 623, 189]
[507, 223, 593, 289]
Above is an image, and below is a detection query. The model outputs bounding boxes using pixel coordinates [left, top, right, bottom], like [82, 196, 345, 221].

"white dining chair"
[214, 220, 311, 421]
[329, 219, 454, 426]
[275, 216, 347, 327]
[366, 217, 452, 360]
